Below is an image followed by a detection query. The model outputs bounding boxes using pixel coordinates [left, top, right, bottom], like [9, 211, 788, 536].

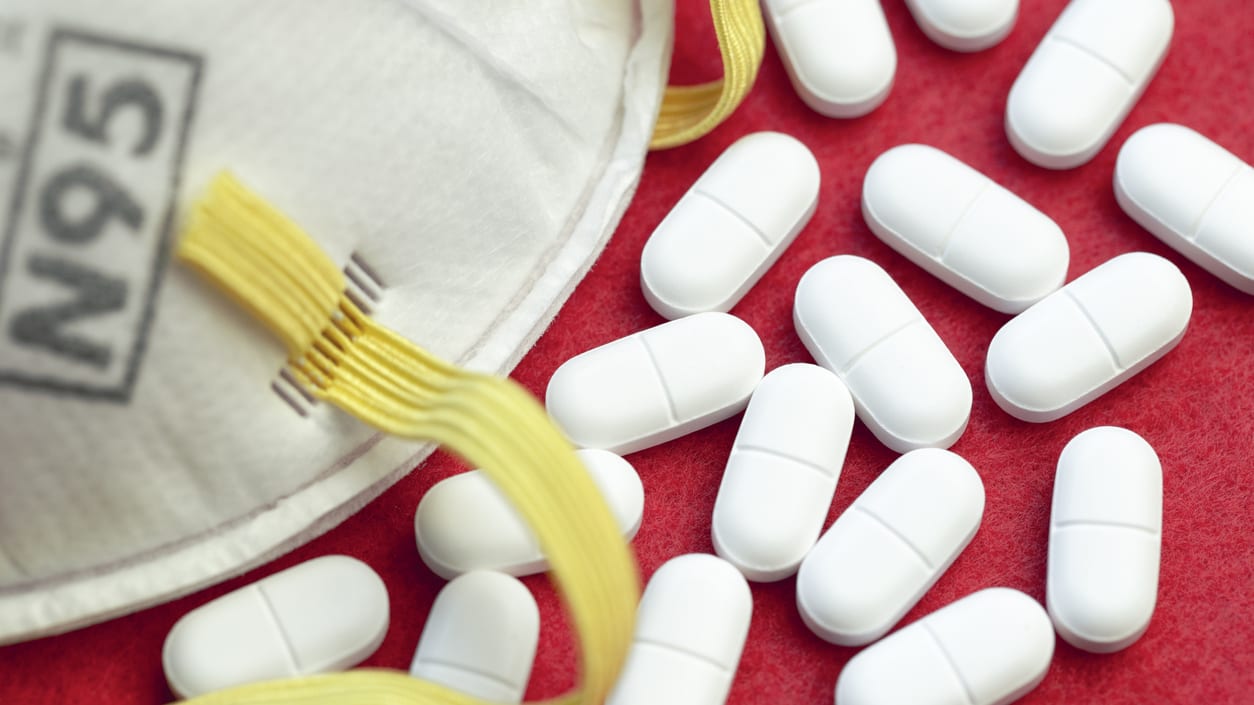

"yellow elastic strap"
[650, 0, 765, 150]
[176, 173, 640, 705]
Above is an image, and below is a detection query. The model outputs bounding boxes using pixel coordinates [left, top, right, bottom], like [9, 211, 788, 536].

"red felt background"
[3, 0, 1252, 702]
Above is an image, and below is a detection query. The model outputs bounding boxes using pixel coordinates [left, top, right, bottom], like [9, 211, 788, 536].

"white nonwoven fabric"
[0, 0, 673, 643]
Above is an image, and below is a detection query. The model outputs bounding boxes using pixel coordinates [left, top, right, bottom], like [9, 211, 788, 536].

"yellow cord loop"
[177, 173, 640, 705]
[650, 0, 765, 150]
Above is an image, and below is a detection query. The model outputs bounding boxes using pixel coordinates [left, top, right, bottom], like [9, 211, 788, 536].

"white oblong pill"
[641, 132, 820, 320]
[410, 571, 540, 702]
[835, 588, 1054, 705]
[546, 311, 765, 454]
[797, 448, 984, 646]
[985, 252, 1191, 422]
[763, 0, 896, 118]
[904, 0, 1018, 52]
[1115, 123, 1254, 295]
[712, 363, 854, 582]
[162, 556, 389, 698]
[793, 256, 972, 452]
[1006, 0, 1173, 169]
[607, 554, 752, 705]
[1048, 427, 1161, 653]
[415, 448, 644, 579]
[863, 144, 1069, 313]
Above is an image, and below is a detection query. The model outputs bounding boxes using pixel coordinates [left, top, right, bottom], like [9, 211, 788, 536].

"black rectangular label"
[0, 28, 202, 401]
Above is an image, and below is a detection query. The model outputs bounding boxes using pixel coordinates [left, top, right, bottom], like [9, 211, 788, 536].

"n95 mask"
[0, 0, 672, 643]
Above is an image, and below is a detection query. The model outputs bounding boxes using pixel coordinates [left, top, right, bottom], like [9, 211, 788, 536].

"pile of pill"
[159, 0, 1251, 702]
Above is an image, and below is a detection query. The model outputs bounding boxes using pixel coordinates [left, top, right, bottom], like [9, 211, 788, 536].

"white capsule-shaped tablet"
[1115, 123, 1254, 295]
[863, 145, 1069, 313]
[904, 0, 1019, 52]
[835, 588, 1054, 705]
[415, 448, 644, 579]
[797, 448, 985, 646]
[793, 256, 972, 452]
[607, 554, 752, 705]
[763, 0, 896, 118]
[712, 364, 855, 582]
[546, 312, 765, 454]
[410, 571, 540, 701]
[1006, 0, 1173, 169]
[985, 252, 1191, 423]
[162, 556, 389, 698]
[1048, 427, 1161, 653]
[641, 132, 820, 320]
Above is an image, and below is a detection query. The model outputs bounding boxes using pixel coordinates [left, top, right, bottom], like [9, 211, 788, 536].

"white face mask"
[0, 0, 671, 643]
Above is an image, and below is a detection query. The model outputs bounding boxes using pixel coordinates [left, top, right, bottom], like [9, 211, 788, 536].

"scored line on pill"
[853, 505, 935, 571]
[1049, 34, 1136, 85]
[1185, 164, 1245, 239]
[634, 637, 732, 675]
[692, 188, 774, 249]
[636, 335, 681, 426]
[1061, 289, 1125, 370]
[733, 444, 837, 483]
[254, 585, 303, 673]
[837, 317, 922, 377]
[936, 181, 992, 261]
[921, 622, 978, 705]
[1052, 518, 1159, 535]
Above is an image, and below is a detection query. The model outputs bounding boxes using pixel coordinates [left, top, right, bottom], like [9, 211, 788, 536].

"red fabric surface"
[3, 0, 1253, 703]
